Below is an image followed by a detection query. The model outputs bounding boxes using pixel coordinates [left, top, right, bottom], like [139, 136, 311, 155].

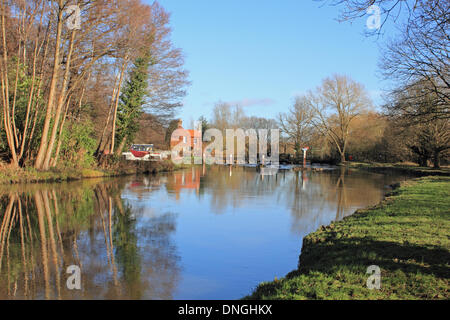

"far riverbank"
[345, 161, 450, 177]
[0, 160, 189, 185]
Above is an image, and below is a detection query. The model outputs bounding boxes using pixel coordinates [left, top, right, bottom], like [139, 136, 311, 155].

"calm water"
[0, 166, 412, 300]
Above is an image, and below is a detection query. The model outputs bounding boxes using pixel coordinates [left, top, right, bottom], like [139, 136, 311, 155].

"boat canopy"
[131, 144, 154, 152]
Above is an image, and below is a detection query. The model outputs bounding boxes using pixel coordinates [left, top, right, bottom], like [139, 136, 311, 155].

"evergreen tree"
[115, 55, 152, 154]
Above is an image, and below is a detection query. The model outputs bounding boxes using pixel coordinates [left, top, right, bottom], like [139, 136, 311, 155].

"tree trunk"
[294, 141, 301, 158]
[110, 58, 128, 154]
[0, 1, 19, 168]
[25, 21, 51, 162]
[95, 75, 120, 157]
[19, 16, 47, 161]
[51, 96, 72, 168]
[42, 30, 77, 170]
[35, 1, 64, 170]
[433, 151, 441, 169]
[340, 152, 346, 164]
[115, 137, 127, 156]
[419, 155, 428, 167]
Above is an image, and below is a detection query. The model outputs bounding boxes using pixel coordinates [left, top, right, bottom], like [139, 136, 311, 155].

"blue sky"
[151, 0, 395, 126]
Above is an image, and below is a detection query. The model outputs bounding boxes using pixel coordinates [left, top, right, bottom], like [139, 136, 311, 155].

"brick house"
[170, 120, 202, 152]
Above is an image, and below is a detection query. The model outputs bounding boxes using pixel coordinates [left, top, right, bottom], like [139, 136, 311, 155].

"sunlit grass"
[0, 159, 187, 184]
[347, 162, 450, 176]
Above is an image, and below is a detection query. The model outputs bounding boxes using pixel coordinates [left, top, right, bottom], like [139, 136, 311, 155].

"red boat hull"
[130, 150, 149, 158]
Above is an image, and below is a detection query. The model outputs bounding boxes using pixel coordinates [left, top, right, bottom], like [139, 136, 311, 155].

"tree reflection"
[0, 180, 180, 300]
[198, 165, 390, 234]
[165, 167, 201, 200]
[113, 201, 142, 299]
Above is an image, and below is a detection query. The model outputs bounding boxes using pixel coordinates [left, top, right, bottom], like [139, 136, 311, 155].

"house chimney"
[178, 119, 183, 128]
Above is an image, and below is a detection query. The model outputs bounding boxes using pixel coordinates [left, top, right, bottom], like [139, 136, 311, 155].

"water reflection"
[166, 167, 201, 200]
[0, 166, 411, 300]
[0, 181, 180, 299]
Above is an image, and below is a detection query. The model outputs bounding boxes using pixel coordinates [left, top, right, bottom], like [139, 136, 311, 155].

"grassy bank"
[0, 160, 187, 185]
[247, 176, 450, 300]
[346, 161, 450, 177]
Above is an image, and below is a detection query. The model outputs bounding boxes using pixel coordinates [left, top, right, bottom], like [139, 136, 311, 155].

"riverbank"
[345, 161, 450, 177]
[247, 176, 450, 300]
[0, 160, 187, 185]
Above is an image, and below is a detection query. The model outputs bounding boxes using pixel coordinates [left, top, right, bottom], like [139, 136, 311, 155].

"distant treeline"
[195, 0, 449, 168]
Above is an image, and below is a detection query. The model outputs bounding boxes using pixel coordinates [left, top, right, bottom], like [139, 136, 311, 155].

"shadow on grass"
[290, 236, 450, 279]
[247, 236, 450, 299]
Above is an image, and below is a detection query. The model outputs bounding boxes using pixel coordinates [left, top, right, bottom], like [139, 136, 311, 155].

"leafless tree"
[278, 96, 315, 157]
[387, 81, 449, 167]
[144, 2, 190, 124]
[308, 74, 372, 163]
[320, 0, 449, 120]
[319, 0, 422, 33]
[381, 1, 449, 121]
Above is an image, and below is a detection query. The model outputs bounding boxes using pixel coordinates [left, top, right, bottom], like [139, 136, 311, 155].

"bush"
[59, 120, 97, 168]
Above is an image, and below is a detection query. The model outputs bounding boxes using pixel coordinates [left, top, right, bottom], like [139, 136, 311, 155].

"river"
[0, 165, 412, 299]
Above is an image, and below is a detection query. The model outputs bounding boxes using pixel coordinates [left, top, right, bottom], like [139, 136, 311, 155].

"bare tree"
[408, 119, 449, 168]
[319, 0, 422, 33]
[387, 81, 450, 168]
[144, 2, 190, 124]
[34, 0, 67, 170]
[309, 74, 372, 163]
[321, 0, 449, 120]
[211, 102, 233, 131]
[381, 1, 449, 121]
[278, 96, 314, 157]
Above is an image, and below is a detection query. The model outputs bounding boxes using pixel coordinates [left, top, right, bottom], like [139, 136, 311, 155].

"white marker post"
[302, 147, 309, 167]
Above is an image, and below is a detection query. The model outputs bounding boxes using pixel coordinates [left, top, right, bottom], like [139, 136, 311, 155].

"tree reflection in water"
[0, 180, 180, 300]
[197, 165, 399, 235]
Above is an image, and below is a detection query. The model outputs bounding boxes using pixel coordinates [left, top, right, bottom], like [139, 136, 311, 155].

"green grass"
[247, 176, 450, 300]
[346, 161, 450, 177]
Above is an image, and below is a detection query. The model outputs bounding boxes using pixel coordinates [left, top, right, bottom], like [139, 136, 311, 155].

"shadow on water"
[0, 166, 413, 299]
